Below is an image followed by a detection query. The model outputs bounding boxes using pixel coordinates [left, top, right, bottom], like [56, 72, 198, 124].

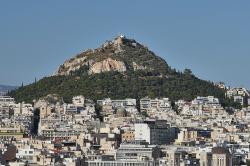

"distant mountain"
[9, 35, 239, 108]
[0, 85, 17, 95]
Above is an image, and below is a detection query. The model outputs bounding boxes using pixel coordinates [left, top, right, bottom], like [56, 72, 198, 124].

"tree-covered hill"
[8, 35, 240, 108]
[9, 70, 237, 108]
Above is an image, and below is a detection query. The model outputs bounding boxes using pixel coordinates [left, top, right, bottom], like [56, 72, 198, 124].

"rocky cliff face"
[55, 56, 87, 75]
[55, 35, 169, 76]
[89, 58, 127, 74]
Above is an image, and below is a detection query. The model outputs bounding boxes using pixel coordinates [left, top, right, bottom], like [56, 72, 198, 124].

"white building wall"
[134, 123, 151, 144]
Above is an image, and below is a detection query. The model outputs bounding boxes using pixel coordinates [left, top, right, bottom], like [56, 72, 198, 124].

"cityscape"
[1, 85, 250, 165]
[1, 1, 250, 166]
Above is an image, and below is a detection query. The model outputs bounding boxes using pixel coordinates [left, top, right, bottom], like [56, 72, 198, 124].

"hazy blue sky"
[0, 1, 249, 88]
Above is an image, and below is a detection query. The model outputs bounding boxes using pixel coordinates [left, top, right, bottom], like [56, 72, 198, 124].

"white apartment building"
[135, 120, 176, 145]
[115, 140, 161, 161]
[72, 95, 85, 107]
[10, 103, 33, 115]
[16, 146, 35, 163]
[97, 98, 136, 108]
[192, 96, 220, 106]
[140, 97, 171, 112]
[226, 88, 250, 106]
[0, 96, 15, 105]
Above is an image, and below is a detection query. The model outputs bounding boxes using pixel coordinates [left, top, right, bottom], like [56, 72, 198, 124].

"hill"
[8, 35, 239, 108]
